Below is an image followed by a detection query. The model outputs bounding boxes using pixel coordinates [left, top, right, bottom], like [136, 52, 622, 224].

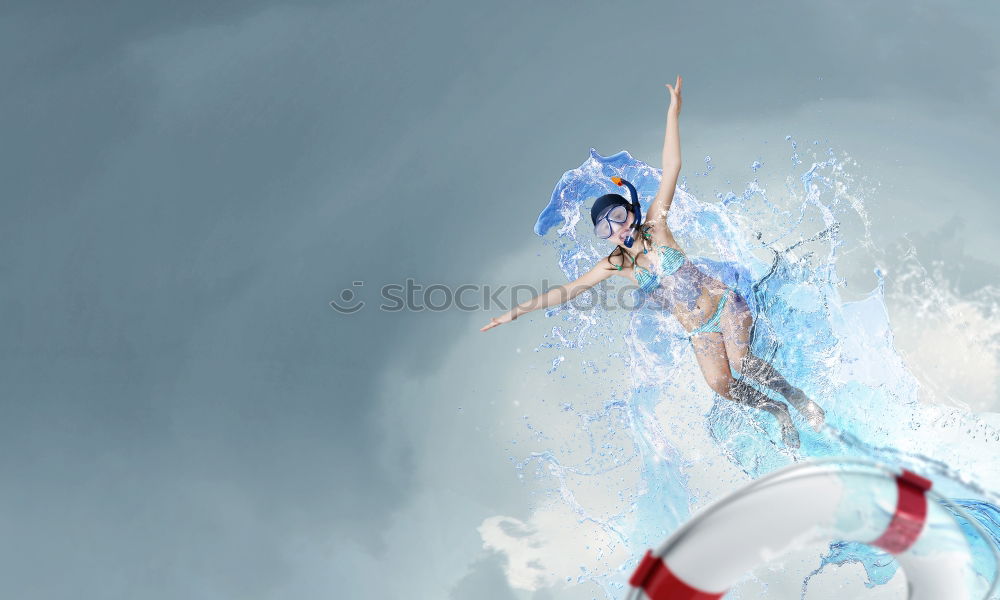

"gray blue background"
[3, 1, 999, 598]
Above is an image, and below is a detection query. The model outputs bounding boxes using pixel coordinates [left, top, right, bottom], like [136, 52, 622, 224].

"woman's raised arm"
[647, 75, 683, 225]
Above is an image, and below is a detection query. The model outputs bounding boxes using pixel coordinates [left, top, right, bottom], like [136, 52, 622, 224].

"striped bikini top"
[618, 244, 686, 294]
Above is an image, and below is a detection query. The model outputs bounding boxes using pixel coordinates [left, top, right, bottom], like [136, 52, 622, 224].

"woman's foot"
[778, 417, 799, 450]
[761, 403, 801, 449]
[779, 420, 801, 449]
[786, 388, 825, 432]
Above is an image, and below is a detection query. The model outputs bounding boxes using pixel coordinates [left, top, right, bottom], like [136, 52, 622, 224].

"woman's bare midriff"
[674, 284, 728, 332]
[620, 265, 728, 332]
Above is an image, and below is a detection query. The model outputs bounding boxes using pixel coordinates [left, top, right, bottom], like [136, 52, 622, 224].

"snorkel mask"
[590, 176, 642, 248]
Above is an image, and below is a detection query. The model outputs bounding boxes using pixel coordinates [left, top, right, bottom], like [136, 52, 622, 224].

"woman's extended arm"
[480, 258, 616, 331]
[646, 76, 683, 226]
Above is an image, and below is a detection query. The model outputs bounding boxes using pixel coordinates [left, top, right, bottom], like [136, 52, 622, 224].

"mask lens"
[594, 204, 628, 239]
[593, 204, 630, 239]
[608, 205, 629, 223]
[594, 220, 613, 238]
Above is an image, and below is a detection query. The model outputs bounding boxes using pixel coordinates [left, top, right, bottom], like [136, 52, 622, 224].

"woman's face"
[594, 205, 635, 246]
[611, 211, 636, 247]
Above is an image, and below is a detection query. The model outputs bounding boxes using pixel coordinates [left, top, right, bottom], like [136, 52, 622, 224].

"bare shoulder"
[569, 256, 619, 288]
[591, 256, 621, 278]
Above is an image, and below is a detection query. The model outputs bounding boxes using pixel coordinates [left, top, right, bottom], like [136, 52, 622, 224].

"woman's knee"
[707, 374, 736, 398]
[736, 351, 766, 378]
[727, 358, 745, 378]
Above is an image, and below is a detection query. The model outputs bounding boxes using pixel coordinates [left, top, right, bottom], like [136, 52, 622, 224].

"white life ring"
[626, 458, 999, 600]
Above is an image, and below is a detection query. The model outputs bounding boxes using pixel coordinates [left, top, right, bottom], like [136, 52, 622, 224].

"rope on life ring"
[625, 458, 1000, 600]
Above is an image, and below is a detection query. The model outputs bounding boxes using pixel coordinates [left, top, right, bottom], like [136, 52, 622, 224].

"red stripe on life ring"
[629, 550, 725, 600]
[871, 469, 932, 554]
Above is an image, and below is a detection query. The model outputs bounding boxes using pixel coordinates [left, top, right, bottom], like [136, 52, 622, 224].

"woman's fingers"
[667, 76, 682, 113]
[667, 76, 682, 96]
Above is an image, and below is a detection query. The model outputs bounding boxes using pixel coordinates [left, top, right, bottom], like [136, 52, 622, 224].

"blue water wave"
[529, 147, 1000, 598]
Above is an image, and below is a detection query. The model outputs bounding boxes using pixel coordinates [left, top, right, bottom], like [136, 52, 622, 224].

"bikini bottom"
[687, 288, 733, 338]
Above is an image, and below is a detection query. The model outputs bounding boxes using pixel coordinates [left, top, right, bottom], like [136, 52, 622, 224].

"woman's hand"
[480, 312, 515, 331]
[657, 74, 682, 196]
[665, 75, 682, 114]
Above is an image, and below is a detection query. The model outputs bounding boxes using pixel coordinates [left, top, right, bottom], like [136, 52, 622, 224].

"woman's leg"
[745, 353, 826, 431]
[717, 290, 826, 431]
[689, 330, 800, 448]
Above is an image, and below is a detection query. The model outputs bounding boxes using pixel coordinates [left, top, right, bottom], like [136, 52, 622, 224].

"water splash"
[517, 146, 1000, 598]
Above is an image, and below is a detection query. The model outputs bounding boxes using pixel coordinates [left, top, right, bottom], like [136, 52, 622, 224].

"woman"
[480, 76, 825, 448]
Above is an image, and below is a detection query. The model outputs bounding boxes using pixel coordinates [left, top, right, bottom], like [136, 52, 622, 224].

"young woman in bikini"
[481, 76, 825, 448]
